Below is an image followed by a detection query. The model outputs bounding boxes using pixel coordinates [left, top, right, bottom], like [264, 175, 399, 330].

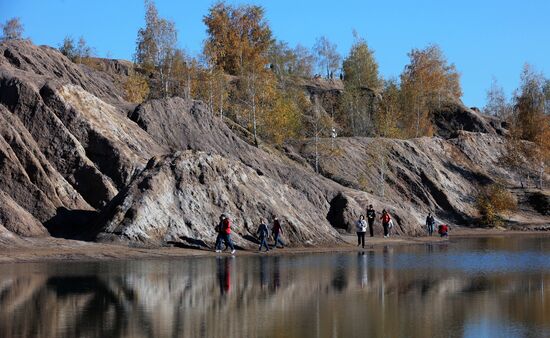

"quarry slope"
[0, 39, 547, 248]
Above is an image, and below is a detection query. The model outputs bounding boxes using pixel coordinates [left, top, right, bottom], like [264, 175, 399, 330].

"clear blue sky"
[1, 0, 549, 107]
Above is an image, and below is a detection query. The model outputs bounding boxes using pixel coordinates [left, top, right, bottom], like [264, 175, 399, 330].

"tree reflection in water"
[2, 237, 550, 337]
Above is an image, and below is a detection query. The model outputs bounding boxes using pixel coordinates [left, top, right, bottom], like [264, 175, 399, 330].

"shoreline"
[1, 227, 549, 264]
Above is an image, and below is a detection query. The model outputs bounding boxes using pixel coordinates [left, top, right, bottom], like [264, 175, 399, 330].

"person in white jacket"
[356, 215, 368, 248]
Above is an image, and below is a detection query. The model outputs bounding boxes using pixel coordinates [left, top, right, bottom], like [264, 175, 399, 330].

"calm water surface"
[2, 236, 550, 338]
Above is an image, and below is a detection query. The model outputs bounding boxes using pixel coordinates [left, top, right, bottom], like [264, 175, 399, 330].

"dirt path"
[1, 227, 549, 264]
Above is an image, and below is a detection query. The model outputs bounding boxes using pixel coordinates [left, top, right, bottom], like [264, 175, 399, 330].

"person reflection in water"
[357, 252, 368, 288]
[331, 255, 348, 292]
[259, 255, 268, 289]
[271, 256, 281, 292]
[216, 257, 232, 295]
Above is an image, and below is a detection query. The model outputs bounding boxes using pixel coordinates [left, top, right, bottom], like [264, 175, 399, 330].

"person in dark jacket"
[426, 212, 435, 236]
[220, 215, 236, 254]
[256, 219, 270, 252]
[214, 214, 226, 253]
[366, 205, 376, 237]
[380, 209, 391, 238]
[272, 217, 285, 248]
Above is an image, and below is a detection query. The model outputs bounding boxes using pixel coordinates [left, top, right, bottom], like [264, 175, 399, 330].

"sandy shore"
[0, 227, 548, 264]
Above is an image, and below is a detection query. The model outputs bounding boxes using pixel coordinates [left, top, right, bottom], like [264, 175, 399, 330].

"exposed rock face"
[0, 40, 165, 239]
[96, 151, 342, 247]
[124, 97, 424, 241]
[0, 191, 47, 237]
[0, 104, 90, 223]
[291, 131, 546, 226]
[0, 39, 546, 246]
[0, 40, 126, 103]
[431, 100, 505, 138]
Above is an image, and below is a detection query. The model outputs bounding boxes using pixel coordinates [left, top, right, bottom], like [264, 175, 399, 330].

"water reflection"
[1, 236, 550, 337]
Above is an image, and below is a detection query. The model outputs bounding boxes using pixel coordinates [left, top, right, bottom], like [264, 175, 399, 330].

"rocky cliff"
[0, 40, 547, 248]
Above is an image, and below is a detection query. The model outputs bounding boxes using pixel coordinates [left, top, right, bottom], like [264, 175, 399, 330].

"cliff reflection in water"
[2, 237, 550, 337]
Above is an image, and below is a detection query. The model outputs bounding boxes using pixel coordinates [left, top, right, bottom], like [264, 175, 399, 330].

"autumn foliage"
[476, 184, 517, 226]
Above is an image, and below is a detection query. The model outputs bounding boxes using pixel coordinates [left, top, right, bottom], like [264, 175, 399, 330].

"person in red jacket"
[219, 214, 236, 254]
[438, 224, 449, 238]
[381, 209, 391, 238]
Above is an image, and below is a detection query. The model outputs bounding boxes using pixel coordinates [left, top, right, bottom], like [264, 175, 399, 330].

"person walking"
[381, 209, 391, 238]
[221, 215, 236, 254]
[272, 217, 285, 248]
[366, 205, 376, 237]
[356, 215, 367, 248]
[426, 212, 435, 236]
[256, 219, 270, 252]
[214, 214, 226, 253]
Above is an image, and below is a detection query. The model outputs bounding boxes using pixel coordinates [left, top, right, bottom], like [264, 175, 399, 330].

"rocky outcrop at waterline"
[95, 151, 342, 247]
[291, 130, 548, 227]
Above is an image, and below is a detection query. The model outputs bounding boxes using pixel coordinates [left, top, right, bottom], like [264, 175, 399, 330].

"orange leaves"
[400, 44, 462, 138]
[203, 2, 272, 76]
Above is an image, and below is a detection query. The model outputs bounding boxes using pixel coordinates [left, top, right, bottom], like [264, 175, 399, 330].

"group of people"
[216, 208, 450, 255]
[214, 214, 285, 254]
[255, 217, 285, 252]
[355, 205, 394, 248]
[425, 212, 449, 237]
[355, 208, 450, 248]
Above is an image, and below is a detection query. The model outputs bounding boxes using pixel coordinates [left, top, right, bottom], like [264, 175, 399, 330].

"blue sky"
[1, 0, 548, 107]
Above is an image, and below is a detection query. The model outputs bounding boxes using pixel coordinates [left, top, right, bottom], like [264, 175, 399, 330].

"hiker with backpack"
[214, 214, 226, 252]
[381, 209, 392, 238]
[272, 217, 285, 248]
[256, 219, 270, 252]
[216, 214, 236, 254]
[366, 205, 376, 237]
[426, 212, 435, 236]
[356, 215, 367, 248]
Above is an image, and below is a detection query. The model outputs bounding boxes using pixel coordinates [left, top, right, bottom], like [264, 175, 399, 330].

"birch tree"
[135, 0, 177, 98]
[313, 36, 341, 78]
[1, 18, 23, 40]
[400, 44, 461, 138]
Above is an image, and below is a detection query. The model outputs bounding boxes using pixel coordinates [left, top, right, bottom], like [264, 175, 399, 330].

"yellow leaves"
[400, 44, 462, 138]
[476, 183, 517, 226]
[203, 2, 272, 76]
[263, 91, 302, 144]
[123, 73, 150, 104]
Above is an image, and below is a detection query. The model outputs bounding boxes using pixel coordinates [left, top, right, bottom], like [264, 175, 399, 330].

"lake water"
[2, 236, 550, 338]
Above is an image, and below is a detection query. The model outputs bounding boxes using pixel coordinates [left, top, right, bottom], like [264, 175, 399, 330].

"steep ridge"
[0, 104, 89, 225]
[95, 151, 342, 247]
[291, 131, 546, 225]
[98, 97, 422, 246]
[0, 40, 165, 239]
[0, 39, 547, 247]
[0, 40, 416, 245]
